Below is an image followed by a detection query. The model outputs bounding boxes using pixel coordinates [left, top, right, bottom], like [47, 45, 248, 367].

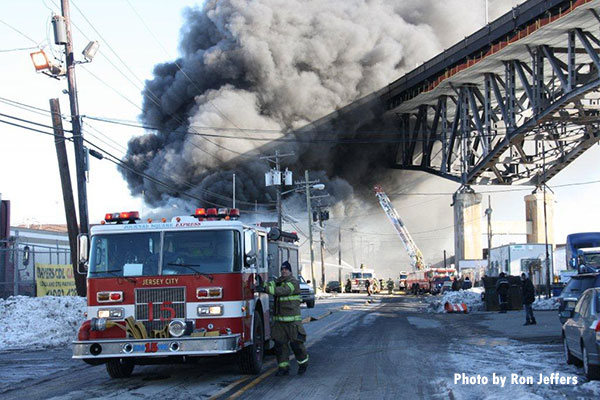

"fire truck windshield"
[351, 272, 373, 279]
[88, 230, 241, 277]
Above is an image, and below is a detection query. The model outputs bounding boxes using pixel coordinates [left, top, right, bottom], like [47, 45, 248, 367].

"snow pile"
[427, 288, 485, 313]
[532, 297, 559, 311]
[0, 296, 86, 351]
[315, 292, 333, 299]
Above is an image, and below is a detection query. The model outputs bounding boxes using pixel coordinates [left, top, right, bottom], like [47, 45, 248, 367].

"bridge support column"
[453, 191, 483, 271]
[524, 192, 554, 246]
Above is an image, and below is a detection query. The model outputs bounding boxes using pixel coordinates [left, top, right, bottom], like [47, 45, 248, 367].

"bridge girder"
[387, 10, 600, 186]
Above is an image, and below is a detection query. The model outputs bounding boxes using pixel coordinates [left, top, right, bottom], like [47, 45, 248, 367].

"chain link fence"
[0, 239, 71, 298]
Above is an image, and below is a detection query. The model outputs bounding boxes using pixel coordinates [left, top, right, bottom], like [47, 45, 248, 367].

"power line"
[0, 117, 71, 140]
[0, 19, 41, 46]
[0, 46, 39, 53]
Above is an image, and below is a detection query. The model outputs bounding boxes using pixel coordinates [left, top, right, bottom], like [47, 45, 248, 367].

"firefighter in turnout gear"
[265, 261, 309, 376]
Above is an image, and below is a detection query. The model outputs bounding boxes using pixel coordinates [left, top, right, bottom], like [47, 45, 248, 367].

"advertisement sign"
[35, 263, 77, 296]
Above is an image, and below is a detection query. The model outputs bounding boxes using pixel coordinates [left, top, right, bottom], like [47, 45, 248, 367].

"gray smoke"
[122, 0, 519, 217]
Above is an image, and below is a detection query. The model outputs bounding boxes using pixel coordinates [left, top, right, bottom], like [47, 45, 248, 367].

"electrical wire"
[0, 19, 41, 46]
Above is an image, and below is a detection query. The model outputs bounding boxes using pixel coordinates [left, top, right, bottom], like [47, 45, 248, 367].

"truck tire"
[106, 358, 134, 378]
[238, 312, 264, 375]
[306, 299, 315, 308]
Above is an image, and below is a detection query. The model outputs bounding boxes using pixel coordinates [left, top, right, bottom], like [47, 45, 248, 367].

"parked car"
[562, 287, 600, 380]
[326, 280, 341, 293]
[299, 275, 315, 308]
[441, 280, 454, 294]
[558, 272, 600, 324]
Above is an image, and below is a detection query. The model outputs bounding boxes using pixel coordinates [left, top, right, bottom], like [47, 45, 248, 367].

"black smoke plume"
[122, 0, 518, 216]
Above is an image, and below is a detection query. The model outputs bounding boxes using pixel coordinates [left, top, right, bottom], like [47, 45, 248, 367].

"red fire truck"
[72, 208, 300, 378]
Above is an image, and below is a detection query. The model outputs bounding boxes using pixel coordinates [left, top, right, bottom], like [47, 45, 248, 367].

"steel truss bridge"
[380, 0, 600, 186]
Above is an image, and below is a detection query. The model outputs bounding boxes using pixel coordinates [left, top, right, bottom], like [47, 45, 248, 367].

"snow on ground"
[532, 297, 559, 311]
[434, 337, 600, 399]
[0, 296, 86, 351]
[427, 287, 485, 313]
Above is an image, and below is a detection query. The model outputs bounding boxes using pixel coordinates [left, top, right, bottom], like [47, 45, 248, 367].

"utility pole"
[61, 0, 89, 246]
[318, 208, 325, 291]
[485, 196, 493, 274]
[542, 140, 551, 298]
[305, 170, 317, 292]
[232, 173, 236, 208]
[49, 98, 85, 296]
[338, 227, 342, 286]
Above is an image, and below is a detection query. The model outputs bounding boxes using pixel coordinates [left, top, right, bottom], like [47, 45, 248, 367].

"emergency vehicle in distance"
[406, 268, 456, 294]
[350, 266, 378, 293]
[72, 208, 301, 378]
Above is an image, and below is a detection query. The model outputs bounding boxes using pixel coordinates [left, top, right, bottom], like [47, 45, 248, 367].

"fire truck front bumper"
[72, 334, 241, 360]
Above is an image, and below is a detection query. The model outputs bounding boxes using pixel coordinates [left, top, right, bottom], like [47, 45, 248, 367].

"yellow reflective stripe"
[278, 361, 289, 368]
[267, 282, 275, 295]
[274, 315, 302, 322]
[279, 295, 301, 301]
[286, 282, 295, 292]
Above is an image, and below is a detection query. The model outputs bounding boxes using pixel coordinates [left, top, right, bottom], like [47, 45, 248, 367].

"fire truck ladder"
[374, 185, 425, 270]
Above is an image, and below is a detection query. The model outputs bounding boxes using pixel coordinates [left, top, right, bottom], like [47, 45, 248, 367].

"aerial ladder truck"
[374, 185, 429, 293]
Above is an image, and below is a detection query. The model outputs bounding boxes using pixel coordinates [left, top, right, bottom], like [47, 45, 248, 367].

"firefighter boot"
[297, 357, 309, 375]
[275, 367, 290, 376]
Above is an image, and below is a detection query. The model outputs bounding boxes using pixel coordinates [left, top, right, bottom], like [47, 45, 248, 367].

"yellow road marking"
[207, 376, 250, 400]
[225, 304, 373, 399]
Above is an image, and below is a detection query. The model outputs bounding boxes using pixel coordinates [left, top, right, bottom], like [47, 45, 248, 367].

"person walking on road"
[345, 278, 352, 293]
[521, 273, 536, 325]
[387, 278, 394, 295]
[462, 276, 472, 290]
[496, 272, 510, 313]
[365, 279, 371, 296]
[263, 261, 309, 376]
[451, 277, 461, 291]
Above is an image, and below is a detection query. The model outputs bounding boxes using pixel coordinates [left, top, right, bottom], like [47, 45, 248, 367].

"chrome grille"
[135, 287, 186, 332]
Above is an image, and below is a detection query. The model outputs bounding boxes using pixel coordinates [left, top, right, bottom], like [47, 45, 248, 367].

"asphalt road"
[0, 294, 598, 399]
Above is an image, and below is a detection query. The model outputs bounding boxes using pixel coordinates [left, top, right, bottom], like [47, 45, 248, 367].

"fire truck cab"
[72, 208, 299, 378]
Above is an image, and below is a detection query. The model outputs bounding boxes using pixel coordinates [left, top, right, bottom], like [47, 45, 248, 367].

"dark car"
[558, 273, 600, 324]
[325, 280, 341, 293]
[562, 287, 600, 380]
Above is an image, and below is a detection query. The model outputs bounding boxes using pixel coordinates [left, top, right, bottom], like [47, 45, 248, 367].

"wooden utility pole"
[305, 171, 317, 293]
[319, 209, 325, 291]
[50, 98, 86, 296]
[338, 227, 342, 286]
[61, 0, 89, 244]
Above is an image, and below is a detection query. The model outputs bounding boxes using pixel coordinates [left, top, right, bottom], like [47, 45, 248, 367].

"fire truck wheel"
[238, 312, 264, 375]
[106, 358, 135, 378]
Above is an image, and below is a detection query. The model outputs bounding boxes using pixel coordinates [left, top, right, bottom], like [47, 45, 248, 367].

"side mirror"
[245, 251, 256, 267]
[307, 280, 311, 284]
[23, 245, 30, 266]
[77, 234, 89, 274]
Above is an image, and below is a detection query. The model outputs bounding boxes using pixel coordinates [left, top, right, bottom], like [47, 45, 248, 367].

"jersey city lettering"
[142, 278, 179, 286]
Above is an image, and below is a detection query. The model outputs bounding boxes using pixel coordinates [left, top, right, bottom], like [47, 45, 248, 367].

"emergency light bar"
[103, 211, 140, 224]
[193, 208, 240, 221]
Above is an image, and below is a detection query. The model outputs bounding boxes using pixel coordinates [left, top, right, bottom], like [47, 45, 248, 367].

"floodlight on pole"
[30, 50, 65, 76]
[82, 40, 100, 62]
[312, 184, 325, 191]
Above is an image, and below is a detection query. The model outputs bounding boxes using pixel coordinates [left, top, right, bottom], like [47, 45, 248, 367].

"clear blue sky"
[0, 0, 200, 224]
[0, 0, 599, 249]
